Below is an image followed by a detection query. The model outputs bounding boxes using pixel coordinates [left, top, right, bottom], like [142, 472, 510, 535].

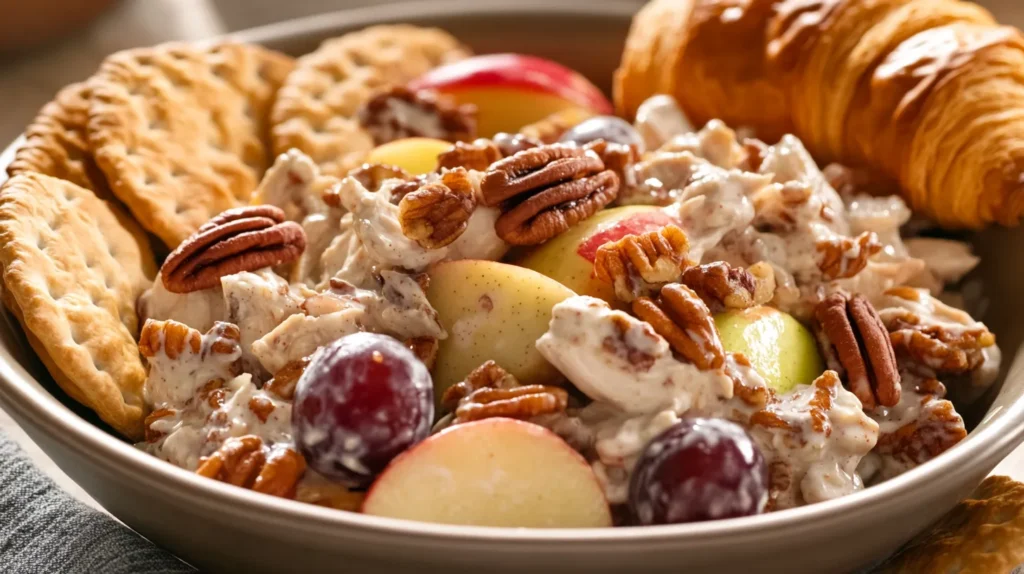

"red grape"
[629, 418, 768, 525]
[292, 333, 433, 486]
[560, 116, 645, 149]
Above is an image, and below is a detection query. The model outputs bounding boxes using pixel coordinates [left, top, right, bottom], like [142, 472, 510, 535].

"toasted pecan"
[814, 293, 900, 409]
[398, 168, 477, 248]
[160, 205, 305, 293]
[358, 85, 476, 144]
[680, 261, 776, 311]
[594, 224, 692, 302]
[632, 283, 725, 370]
[481, 144, 619, 245]
[816, 231, 882, 281]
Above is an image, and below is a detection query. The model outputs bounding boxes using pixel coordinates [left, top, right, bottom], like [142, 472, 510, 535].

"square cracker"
[8, 82, 159, 283]
[270, 25, 470, 178]
[0, 173, 151, 439]
[88, 41, 294, 249]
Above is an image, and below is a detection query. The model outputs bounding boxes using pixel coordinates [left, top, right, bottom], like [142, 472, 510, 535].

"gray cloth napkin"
[0, 430, 195, 573]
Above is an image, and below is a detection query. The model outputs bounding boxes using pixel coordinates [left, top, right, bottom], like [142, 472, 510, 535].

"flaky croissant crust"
[616, 0, 1024, 228]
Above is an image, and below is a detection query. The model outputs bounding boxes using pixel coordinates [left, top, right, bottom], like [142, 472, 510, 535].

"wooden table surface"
[0, 0, 1023, 514]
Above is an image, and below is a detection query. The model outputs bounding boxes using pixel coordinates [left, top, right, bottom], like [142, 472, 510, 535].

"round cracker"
[10, 82, 159, 283]
[88, 41, 294, 249]
[0, 173, 153, 439]
[270, 25, 470, 178]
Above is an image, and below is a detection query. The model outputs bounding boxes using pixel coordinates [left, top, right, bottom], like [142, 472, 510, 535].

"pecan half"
[398, 168, 477, 248]
[358, 86, 476, 145]
[437, 139, 503, 171]
[196, 436, 306, 498]
[518, 108, 594, 143]
[680, 261, 776, 312]
[481, 144, 619, 245]
[161, 205, 306, 293]
[594, 224, 692, 302]
[816, 231, 882, 281]
[632, 283, 725, 370]
[346, 163, 411, 193]
[441, 361, 567, 423]
[813, 292, 900, 409]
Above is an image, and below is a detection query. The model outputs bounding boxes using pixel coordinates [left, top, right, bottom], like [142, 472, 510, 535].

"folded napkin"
[0, 430, 195, 573]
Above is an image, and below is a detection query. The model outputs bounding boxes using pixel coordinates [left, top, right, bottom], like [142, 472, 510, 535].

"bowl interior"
[0, 0, 1022, 549]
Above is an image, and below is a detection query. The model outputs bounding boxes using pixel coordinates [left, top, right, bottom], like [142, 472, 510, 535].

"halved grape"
[292, 333, 434, 486]
[629, 418, 768, 525]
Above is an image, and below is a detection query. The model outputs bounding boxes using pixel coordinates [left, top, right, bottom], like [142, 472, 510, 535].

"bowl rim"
[1, 0, 1024, 549]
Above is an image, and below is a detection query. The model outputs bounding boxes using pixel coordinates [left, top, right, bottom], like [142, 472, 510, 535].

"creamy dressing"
[136, 118, 997, 514]
[138, 278, 226, 333]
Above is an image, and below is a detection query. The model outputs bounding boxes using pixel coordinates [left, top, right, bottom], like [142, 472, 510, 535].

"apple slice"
[425, 260, 575, 403]
[715, 306, 825, 394]
[409, 54, 613, 137]
[364, 137, 453, 175]
[517, 205, 674, 306]
[363, 418, 612, 527]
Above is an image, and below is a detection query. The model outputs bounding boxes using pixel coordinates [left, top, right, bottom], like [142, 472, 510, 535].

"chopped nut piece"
[398, 168, 477, 248]
[680, 261, 776, 311]
[632, 283, 725, 370]
[454, 385, 569, 423]
[264, 356, 312, 401]
[143, 408, 175, 443]
[441, 360, 568, 423]
[358, 86, 476, 145]
[813, 293, 900, 409]
[406, 336, 439, 370]
[481, 144, 620, 245]
[594, 224, 692, 302]
[878, 288, 997, 379]
[437, 138, 502, 171]
[870, 380, 967, 480]
[518, 108, 595, 143]
[346, 163, 411, 192]
[195, 436, 306, 499]
[816, 231, 882, 280]
[441, 360, 518, 411]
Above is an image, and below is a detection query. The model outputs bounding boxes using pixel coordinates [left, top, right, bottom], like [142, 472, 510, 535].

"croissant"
[615, 0, 1024, 228]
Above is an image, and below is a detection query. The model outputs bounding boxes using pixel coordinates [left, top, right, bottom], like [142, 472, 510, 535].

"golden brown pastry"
[616, 0, 1024, 228]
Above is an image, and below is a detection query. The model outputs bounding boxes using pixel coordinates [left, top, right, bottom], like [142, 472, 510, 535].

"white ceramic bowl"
[1, 2, 1023, 572]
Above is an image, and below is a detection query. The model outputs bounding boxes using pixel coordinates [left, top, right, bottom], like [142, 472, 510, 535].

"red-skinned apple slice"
[408, 54, 613, 136]
[362, 418, 612, 527]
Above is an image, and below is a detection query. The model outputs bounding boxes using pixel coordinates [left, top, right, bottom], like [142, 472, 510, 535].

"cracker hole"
[142, 173, 156, 186]
[135, 54, 153, 66]
[148, 118, 166, 131]
[92, 356, 105, 373]
[36, 235, 46, 250]
[170, 167, 185, 178]
[174, 204, 187, 215]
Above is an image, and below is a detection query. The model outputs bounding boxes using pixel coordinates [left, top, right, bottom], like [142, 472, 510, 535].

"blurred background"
[0, 0, 1022, 143]
[0, 0, 1023, 509]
